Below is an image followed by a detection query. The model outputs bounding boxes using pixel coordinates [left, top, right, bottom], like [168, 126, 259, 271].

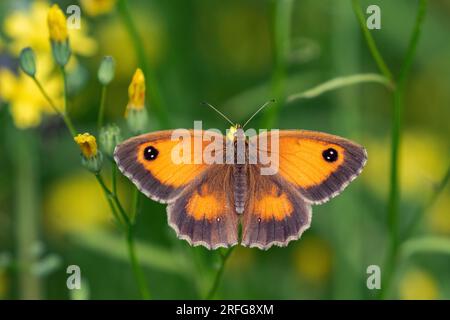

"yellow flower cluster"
[47, 4, 68, 42]
[0, 1, 97, 128]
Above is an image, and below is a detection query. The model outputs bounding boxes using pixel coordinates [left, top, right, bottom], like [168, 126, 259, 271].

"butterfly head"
[227, 124, 245, 142]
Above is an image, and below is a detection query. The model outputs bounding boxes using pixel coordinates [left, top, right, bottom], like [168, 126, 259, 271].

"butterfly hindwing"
[241, 166, 312, 249]
[167, 165, 239, 249]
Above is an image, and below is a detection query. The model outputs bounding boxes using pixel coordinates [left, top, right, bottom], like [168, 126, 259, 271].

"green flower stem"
[381, 0, 427, 299]
[97, 85, 107, 131]
[32, 76, 77, 137]
[95, 174, 124, 229]
[351, 0, 394, 82]
[117, 0, 170, 128]
[95, 173, 150, 299]
[95, 173, 130, 227]
[14, 131, 42, 299]
[112, 163, 118, 196]
[205, 247, 235, 300]
[261, 0, 293, 128]
[353, 0, 427, 299]
[130, 187, 140, 225]
[126, 224, 151, 299]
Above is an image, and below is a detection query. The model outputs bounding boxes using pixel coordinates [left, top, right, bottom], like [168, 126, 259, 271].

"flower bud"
[98, 56, 116, 85]
[125, 68, 148, 134]
[51, 40, 71, 67]
[99, 124, 122, 158]
[126, 68, 145, 111]
[47, 4, 71, 67]
[19, 47, 37, 77]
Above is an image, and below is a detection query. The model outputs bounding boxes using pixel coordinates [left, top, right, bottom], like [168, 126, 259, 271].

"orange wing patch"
[115, 130, 226, 203]
[253, 186, 293, 221]
[136, 139, 206, 188]
[251, 130, 367, 204]
[277, 138, 345, 188]
[186, 184, 225, 220]
[167, 166, 238, 249]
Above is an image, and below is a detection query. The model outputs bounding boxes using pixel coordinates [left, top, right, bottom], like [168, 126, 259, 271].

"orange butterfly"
[114, 103, 367, 250]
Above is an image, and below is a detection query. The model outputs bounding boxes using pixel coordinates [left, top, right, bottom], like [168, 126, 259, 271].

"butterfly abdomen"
[233, 164, 247, 214]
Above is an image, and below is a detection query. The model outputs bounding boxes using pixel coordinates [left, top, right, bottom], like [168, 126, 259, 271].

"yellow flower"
[399, 269, 439, 300]
[293, 235, 332, 283]
[4, 1, 97, 56]
[74, 133, 98, 159]
[47, 4, 68, 42]
[80, 0, 117, 16]
[126, 68, 146, 112]
[44, 172, 112, 235]
[0, 55, 63, 128]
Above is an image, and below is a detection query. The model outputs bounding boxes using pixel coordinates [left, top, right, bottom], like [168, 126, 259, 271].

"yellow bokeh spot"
[80, 0, 117, 17]
[293, 235, 332, 283]
[0, 269, 9, 299]
[44, 172, 112, 235]
[428, 190, 450, 235]
[399, 269, 439, 300]
[363, 132, 448, 201]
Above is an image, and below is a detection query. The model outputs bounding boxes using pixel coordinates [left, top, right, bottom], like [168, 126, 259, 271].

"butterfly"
[114, 102, 367, 250]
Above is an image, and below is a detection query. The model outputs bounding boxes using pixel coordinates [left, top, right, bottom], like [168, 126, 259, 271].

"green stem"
[97, 85, 107, 131]
[130, 187, 140, 225]
[205, 247, 235, 300]
[14, 131, 42, 299]
[32, 76, 77, 137]
[260, 0, 293, 128]
[59, 67, 78, 137]
[383, 0, 428, 299]
[352, 0, 427, 299]
[95, 173, 130, 227]
[126, 225, 151, 299]
[95, 173, 150, 299]
[95, 174, 124, 229]
[116, 0, 170, 128]
[351, 0, 394, 82]
[112, 163, 118, 196]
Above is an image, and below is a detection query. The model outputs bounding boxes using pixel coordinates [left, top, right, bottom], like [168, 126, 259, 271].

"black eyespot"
[143, 146, 159, 161]
[322, 148, 338, 162]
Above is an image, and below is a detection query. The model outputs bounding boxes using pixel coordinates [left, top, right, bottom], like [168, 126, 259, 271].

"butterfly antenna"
[201, 102, 235, 126]
[242, 99, 276, 128]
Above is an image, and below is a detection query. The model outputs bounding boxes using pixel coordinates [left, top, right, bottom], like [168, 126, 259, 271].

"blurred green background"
[0, 0, 449, 300]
